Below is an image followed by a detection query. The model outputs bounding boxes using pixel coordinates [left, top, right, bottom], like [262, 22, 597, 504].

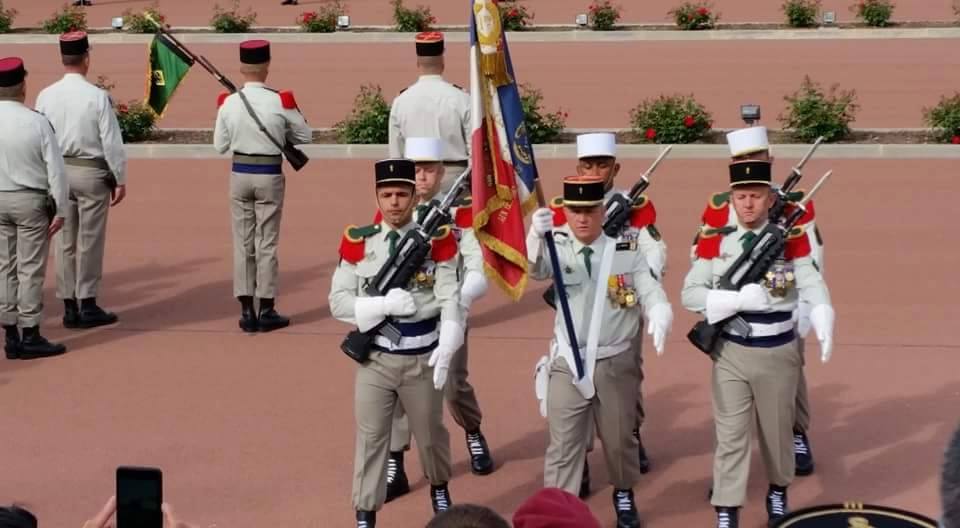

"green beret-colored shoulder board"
[632, 194, 649, 209]
[701, 225, 736, 238]
[345, 223, 381, 242]
[431, 224, 452, 240]
[710, 191, 730, 209]
[550, 195, 564, 208]
[785, 189, 806, 203]
[453, 195, 473, 208]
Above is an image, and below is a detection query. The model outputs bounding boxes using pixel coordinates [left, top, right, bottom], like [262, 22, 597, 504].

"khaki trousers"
[229, 172, 284, 299]
[56, 163, 113, 300]
[353, 351, 451, 512]
[390, 328, 482, 451]
[794, 338, 811, 431]
[711, 338, 801, 507]
[586, 335, 644, 453]
[543, 350, 641, 495]
[0, 192, 52, 327]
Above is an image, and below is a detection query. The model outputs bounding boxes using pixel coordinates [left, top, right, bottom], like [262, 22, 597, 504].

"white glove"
[428, 320, 464, 390]
[645, 302, 673, 356]
[459, 271, 488, 309]
[531, 207, 554, 237]
[353, 288, 417, 332]
[645, 250, 666, 281]
[738, 283, 772, 312]
[808, 304, 835, 363]
[534, 355, 550, 418]
[705, 283, 772, 324]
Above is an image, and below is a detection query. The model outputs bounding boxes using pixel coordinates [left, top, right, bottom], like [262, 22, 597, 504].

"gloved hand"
[353, 288, 417, 332]
[645, 302, 673, 356]
[808, 304, 835, 363]
[737, 283, 772, 312]
[531, 207, 554, 238]
[459, 271, 488, 310]
[705, 283, 772, 324]
[429, 320, 465, 390]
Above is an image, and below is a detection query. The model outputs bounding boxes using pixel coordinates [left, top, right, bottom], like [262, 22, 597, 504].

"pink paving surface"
[1, 158, 957, 527]
[10, 39, 960, 130]
[6, 0, 958, 27]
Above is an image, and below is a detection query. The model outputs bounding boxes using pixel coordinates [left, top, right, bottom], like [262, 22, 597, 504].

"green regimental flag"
[146, 34, 194, 117]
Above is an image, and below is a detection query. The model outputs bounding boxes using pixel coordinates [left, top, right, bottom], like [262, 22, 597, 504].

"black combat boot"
[355, 510, 375, 528]
[385, 451, 410, 503]
[579, 458, 591, 499]
[78, 297, 118, 328]
[238, 296, 258, 333]
[715, 506, 739, 528]
[793, 428, 814, 476]
[63, 298, 80, 329]
[18, 327, 67, 359]
[613, 489, 641, 528]
[430, 483, 452, 514]
[465, 429, 495, 475]
[3, 325, 20, 359]
[257, 298, 290, 332]
[635, 427, 651, 474]
[766, 485, 788, 527]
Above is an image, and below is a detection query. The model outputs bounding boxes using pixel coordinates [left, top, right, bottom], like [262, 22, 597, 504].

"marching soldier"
[680, 130, 835, 528]
[0, 57, 69, 359]
[329, 158, 464, 528]
[214, 39, 311, 333]
[529, 176, 674, 528]
[385, 138, 494, 503]
[548, 133, 666, 495]
[35, 31, 126, 330]
[692, 126, 823, 477]
[388, 32, 470, 195]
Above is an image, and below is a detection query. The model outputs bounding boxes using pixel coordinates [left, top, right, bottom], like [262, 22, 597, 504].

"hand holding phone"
[116, 466, 163, 528]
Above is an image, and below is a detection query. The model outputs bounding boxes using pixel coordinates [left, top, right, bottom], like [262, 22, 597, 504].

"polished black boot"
[63, 298, 80, 329]
[238, 296, 258, 333]
[715, 507, 739, 528]
[613, 489, 641, 528]
[430, 483, 452, 514]
[766, 485, 788, 527]
[3, 325, 20, 359]
[579, 457, 591, 499]
[18, 326, 67, 359]
[355, 510, 375, 528]
[257, 298, 289, 332]
[465, 429, 495, 475]
[385, 451, 410, 503]
[635, 427, 651, 474]
[77, 297, 118, 328]
[793, 428, 814, 476]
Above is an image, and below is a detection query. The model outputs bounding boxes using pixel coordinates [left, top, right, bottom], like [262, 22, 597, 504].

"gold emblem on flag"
[152, 70, 166, 86]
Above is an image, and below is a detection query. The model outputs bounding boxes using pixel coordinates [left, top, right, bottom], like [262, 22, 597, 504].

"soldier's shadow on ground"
[469, 283, 552, 330]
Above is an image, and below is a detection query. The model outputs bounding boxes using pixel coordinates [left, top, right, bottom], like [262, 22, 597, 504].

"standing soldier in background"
[388, 32, 471, 195]
[385, 138, 494, 504]
[214, 39, 311, 333]
[35, 31, 127, 330]
[0, 57, 69, 360]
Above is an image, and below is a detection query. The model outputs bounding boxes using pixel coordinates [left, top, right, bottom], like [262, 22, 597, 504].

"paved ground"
[8, 0, 958, 28]
[8, 38, 960, 131]
[1, 157, 955, 527]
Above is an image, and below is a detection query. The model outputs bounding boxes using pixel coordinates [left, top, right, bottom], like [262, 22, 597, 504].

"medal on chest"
[412, 260, 437, 289]
[763, 258, 796, 298]
[607, 274, 637, 308]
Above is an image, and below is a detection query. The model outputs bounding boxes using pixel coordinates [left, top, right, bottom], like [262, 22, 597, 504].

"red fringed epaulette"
[702, 191, 731, 228]
[430, 225, 458, 262]
[217, 91, 229, 108]
[339, 223, 381, 264]
[549, 195, 566, 226]
[278, 90, 298, 110]
[784, 199, 816, 226]
[629, 195, 657, 228]
[455, 205, 472, 229]
[785, 226, 813, 260]
[694, 226, 735, 259]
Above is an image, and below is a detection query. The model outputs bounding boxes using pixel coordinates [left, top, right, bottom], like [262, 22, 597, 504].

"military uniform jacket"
[530, 227, 668, 364]
[681, 221, 831, 347]
[0, 101, 68, 217]
[388, 75, 471, 163]
[330, 219, 463, 353]
[35, 73, 128, 184]
[213, 82, 311, 156]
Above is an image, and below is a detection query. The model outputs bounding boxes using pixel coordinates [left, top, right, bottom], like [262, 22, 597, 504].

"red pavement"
[9, 38, 960, 130]
[7, 0, 957, 28]
[0, 158, 956, 527]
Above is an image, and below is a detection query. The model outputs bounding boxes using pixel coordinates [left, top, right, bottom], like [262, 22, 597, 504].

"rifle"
[144, 15, 309, 171]
[768, 136, 823, 223]
[686, 169, 833, 355]
[543, 145, 673, 309]
[340, 167, 472, 364]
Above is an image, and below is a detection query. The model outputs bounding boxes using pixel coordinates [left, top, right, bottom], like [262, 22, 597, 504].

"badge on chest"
[607, 274, 637, 308]
[413, 260, 437, 289]
[763, 258, 796, 298]
[615, 231, 639, 252]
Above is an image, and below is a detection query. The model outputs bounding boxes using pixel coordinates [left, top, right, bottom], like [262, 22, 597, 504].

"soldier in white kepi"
[35, 31, 127, 330]
[0, 57, 69, 360]
[388, 32, 471, 195]
[529, 176, 674, 528]
[214, 39, 311, 333]
[384, 138, 495, 503]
